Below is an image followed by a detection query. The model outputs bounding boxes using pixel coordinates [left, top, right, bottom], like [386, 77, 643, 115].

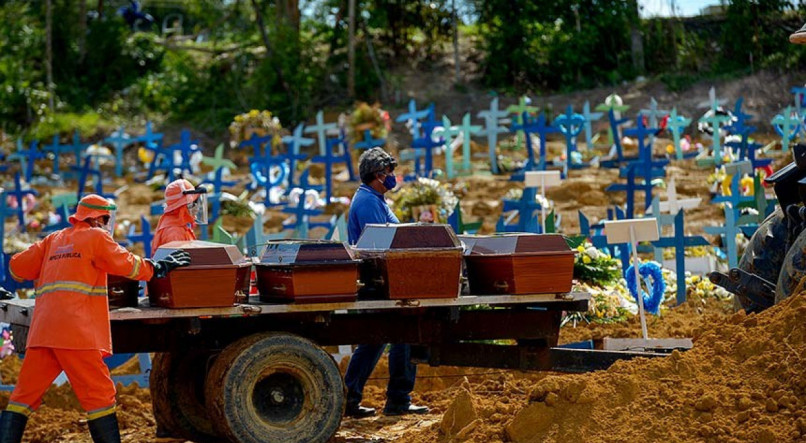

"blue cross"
[600, 108, 633, 167]
[73, 157, 115, 201]
[133, 121, 164, 148]
[639, 97, 669, 149]
[69, 131, 91, 168]
[620, 117, 668, 180]
[249, 148, 288, 207]
[240, 132, 273, 159]
[667, 108, 694, 160]
[281, 124, 314, 189]
[579, 210, 631, 272]
[104, 126, 133, 177]
[200, 167, 240, 223]
[510, 112, 558, 176]
[126, 215, 154, 258]
[5, 173, 39, 232]
[412, 106, 444, 176]
[43, 135, 73, 176]
[712, 171, 754, 221]
[336, 129, 358, 181]
[724, 98, 769, 169]
[737, 175, 774, 229]
[704, 205, 740, 269]
[142, 142, 174, 181]
[553, 105, 586, 176]
[166, 129, 201, 176]
[771, 107, 801, 153]
[477, 97, 509, 174]
[496, 187, 543, 233]
[0, 191, 10, 240]
[305, 110, 338, 157]
[650, 196, 676, 263]
[395, 99, 430, 140]
[353, 129, 386, 151]
[8, 140, 43, 182]
[652, 210, 710, 304]
[311, 136, 347, 203]
[282, 170, 325, 238]
[41, 204, 72, 235]
[605, 165, 648, 219]
[449, 200, 482, 235]
[581, 101, 603, 151]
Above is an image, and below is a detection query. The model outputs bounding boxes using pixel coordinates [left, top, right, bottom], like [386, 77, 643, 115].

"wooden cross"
[601, 108, 632, 167]
[666, 108, 692, 160]
[455, 113, 481, 174]
[8, 140, 43, 182]
[336, 129, 358, 181]
[69, 131, 91, 168]
[506, 96, 539, 150]
[73, 157, 114, 201]
[5, 173, 38, 233]
[104, 126, 132, 177]
[652, 210, 710, 305]
[639, 97, 669, 148]
[211, 218, 236, 245]
[249, 147, 287, 207]
[791, 85, 806, 117]
[511, 112, 558, 173]
[312, 136, 347, 203]
[281, 124, 313, 189]
[353, 129, 386, 151]
[448, 200, 482, 235]
[282, 170, 325, 238]
[704, 205, 740, 269]
[737, 175, 773, 230]
[43, 135, 73, 175]
[412, 108, 444, 176]
[697, 87, 732, 166]
[133, 121, 164, 149]
[435, 115, 459, 178]
[581, 100, 603, 151]
[126, 215, 154, 258]
[326, 213, 349, 242]
[713, 167, 754, 222]
[497, 185, 546, 233]
[771, 106, 801, 153]
[553, 105, 586, 176]
[199, 167, 240, 224]
[142, 141, 173, 181]
[620, 116, 667, 181]
[395, 99, 430, 140]
[595, 93, 630, 146]
[245, 212, 267, 256]
[477, 97, 509, 174]
[305, 110, 337, 157]
[240, 132, 273, 159]
[166, 129, 201, 176]
[202, 143, 237, 171]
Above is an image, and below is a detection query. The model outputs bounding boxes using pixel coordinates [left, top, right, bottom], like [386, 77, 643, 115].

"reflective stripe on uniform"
[8, 267, 23, 282]
[126, 256, 142, 279]
[87, 404, 116, 420]
[6, 401, 33, 416]
[36, 281, 107, 297]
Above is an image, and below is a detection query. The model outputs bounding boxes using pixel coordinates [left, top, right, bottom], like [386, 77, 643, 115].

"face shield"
[184, 188, 208, 225]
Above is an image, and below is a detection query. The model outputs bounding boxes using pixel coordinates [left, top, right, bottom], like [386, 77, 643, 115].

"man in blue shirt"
[344, 148, 429, 418]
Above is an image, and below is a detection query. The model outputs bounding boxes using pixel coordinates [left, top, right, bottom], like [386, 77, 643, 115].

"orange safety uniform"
[152, 206, 196, 251]
[6, 195, 154, 420]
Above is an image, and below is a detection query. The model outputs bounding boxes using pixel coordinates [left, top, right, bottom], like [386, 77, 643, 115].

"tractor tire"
[736, 208, 788, 312]
[149, 350, 221, 442]
[204, 332, 345, 443]
[776, 226, 806, 304]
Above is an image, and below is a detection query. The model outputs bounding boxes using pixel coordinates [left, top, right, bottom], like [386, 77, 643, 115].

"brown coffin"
[354, 223, 463, 300]
[107, 275, 140, 309]
[147, 241, 252, 308]
[459, 234, 575, 295]
[255, 240, 359, 304]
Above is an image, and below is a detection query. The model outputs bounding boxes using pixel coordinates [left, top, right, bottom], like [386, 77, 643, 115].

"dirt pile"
[402, 292, 806, 443]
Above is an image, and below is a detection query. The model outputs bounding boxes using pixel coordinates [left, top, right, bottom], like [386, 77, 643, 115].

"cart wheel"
[149, 350, 220, 442]
[737, 208, 788, 312]
[205, 332, 345, 443]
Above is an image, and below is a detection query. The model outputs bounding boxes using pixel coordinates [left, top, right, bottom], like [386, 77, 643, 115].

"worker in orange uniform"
[151, 179, 208, 251]
[149, 178, 206, 440]
[0, 194, 191, 443]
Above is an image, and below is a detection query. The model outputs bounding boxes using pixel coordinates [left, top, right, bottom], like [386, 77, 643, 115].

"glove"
[150, 250, 191, 279]
[0, 287, 13, 300]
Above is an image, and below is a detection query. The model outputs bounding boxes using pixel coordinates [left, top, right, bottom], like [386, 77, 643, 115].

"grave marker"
[477, 97, 509, 174]
[506, 96, 539, 150]
[43, 135, 72, 175]
[581, 101, 603, 150]
[8, 141, 43, 182]
[651, 210, 710, 304]
[281, 124, 314, 189]
[553, 106, 586, 176]
[6, 173, 39, 232]
[666, 108, 692, 160]
[126, 215, 154, 258]
[353, 129, 386, 151]
[305, 110, 337, 157]
[639, 97, 669, 149]
[104, 126, 133, 177]
[771, 106, 800, 153]
[412, 109, 444, 176]
[697, 87, 732, 166]
[704, 205, 740, 269]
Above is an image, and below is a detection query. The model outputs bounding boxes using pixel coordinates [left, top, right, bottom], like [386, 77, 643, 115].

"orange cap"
[164, 179, 200, 213]
[69, 194, 117, 224]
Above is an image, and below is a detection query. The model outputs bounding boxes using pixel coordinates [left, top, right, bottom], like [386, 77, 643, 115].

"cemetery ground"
[2, 68, 805, 442]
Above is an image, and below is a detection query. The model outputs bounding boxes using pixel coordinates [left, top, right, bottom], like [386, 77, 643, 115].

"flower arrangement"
[391, 177, 458, 223]
[573, 242, 622, 287]
[228, 110, 283, 148]
[348, 102, 389, 144]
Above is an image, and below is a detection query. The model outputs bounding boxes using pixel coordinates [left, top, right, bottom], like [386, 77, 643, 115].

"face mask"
[382, 173, 397, 190]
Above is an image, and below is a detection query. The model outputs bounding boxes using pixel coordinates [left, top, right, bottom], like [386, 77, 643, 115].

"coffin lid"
[258, 239, 357, 265]
[153, 240, 249, 267]
[355, 223, 461, 250]
[459, 233, 575, 256]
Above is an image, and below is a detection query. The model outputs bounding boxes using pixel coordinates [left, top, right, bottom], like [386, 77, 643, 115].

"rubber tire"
[736, 208, 788, 312]
[204, 332, 345, 443]
[149, 350, 221, 442]
[775, 225, 806, 304]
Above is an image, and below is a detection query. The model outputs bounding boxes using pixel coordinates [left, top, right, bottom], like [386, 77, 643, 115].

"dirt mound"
[402, 292, 806, 442]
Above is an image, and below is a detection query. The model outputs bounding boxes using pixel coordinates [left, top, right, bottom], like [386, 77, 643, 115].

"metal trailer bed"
[0, 292, 661, 442]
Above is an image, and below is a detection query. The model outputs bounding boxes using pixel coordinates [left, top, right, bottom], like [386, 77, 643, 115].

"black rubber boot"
[87, 413, 121, 443]
[0, 410, 28, 443]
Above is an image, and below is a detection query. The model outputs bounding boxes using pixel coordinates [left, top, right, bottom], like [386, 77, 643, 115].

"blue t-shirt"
[347, 184, 399, 245]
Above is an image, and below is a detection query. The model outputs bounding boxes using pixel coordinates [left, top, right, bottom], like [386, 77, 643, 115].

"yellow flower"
[577, 245, 586, 253]
[249, 109, 259, 118]
[583, 255, 592, 264]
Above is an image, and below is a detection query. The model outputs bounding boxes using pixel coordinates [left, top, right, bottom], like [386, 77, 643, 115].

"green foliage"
[26, 112, 109, 141]
[573, 243, 622, 287]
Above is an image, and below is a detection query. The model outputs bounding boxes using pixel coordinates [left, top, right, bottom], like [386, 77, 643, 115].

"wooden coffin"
[255, 240, 360, 304]
[147, 241, 252, 308]
[354, 223, 463, 300]
[107, 275, 140, 310]
[459, 234, 575, 295]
